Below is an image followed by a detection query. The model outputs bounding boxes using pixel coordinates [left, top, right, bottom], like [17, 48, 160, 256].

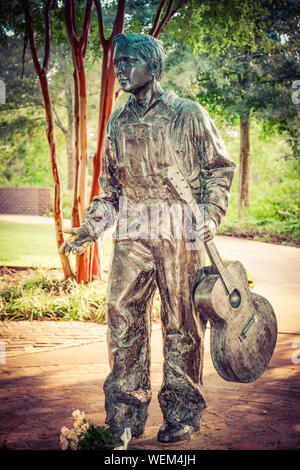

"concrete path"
[0, 235, 299, 451]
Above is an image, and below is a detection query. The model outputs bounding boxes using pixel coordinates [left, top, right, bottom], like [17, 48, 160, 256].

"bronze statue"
[60, 33, 236, 444]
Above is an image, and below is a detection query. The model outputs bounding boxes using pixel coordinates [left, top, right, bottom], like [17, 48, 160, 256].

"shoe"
[157, 422, 200, 443]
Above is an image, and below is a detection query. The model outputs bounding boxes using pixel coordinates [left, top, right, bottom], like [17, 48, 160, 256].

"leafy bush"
[0, 271, 107, 321]
[0, 269, 162, 322]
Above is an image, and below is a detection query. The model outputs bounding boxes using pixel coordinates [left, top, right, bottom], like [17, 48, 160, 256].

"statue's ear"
[151, 62, 159, 78]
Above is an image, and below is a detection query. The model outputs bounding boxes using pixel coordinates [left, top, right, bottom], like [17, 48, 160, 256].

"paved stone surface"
[0, 321, 107, 358]
[0, 235, 299, 451]
[0, 324, 299, 451]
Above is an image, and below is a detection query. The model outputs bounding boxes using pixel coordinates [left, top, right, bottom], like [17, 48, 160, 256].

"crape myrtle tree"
[23, 0, 73, 279]
[21, 0, 190, 283]
[3, 0, 281, 282]
[0, 33, 79, 192]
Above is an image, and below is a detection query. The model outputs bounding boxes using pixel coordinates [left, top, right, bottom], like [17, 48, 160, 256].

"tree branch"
[112, 0, 126, 39]
[53, 104, 67, 134]
[154, 0, 175, 38]
[151, 0, 188, 38]
[22, 0, 42, 75]
[21, 33, 29, 79]
[172, 0, 187, 16]
[65, 0, 78, 49]
[43, 0, 55, 71]
[80, 0, 94, 58]
[94, 0, 106, 46]
[149, 0, 168, 36]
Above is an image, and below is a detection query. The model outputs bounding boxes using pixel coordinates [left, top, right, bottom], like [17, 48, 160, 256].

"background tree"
[174, 0, 300, 214]
[2, 0, 298, 281]
[195, 46, 299, 214]
[23, 0, 74, 279]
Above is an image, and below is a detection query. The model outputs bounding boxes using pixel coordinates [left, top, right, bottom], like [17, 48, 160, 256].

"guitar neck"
[205, 239, 235, 295]
[162, 166, 236, 296]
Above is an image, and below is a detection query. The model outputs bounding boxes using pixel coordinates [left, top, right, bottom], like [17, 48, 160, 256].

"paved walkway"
[0, 235, 299, 451]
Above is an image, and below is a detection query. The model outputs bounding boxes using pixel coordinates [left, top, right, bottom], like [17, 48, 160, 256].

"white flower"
[72, 409, 82, 419]
[80, 422, 89, 432]
[60, 426, 70, 436]
[65, 430, 74, 440]
[60, 440, 69, 450]
[73, 420, 82, 430]
[60, 409, 91, 450]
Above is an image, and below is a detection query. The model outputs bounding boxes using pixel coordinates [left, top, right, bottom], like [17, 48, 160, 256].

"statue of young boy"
[60, 33, 235, 444]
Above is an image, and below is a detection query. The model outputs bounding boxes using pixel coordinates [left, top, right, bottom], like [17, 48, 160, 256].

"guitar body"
[162, 165, 277, 383]
[194, 260, 278, 383]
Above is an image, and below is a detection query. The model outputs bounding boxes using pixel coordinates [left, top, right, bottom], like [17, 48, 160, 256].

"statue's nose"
[115, 61, 125, 74]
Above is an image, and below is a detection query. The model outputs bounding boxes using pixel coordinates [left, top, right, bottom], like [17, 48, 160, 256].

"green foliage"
[165, 0, 272, 55]
[216, 119, 300, 245]
[76, 424, 117, 450]
[0, 270, 107, 321]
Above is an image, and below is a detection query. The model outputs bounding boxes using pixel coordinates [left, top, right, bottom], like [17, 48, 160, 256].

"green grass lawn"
[0, 221, 113, 269]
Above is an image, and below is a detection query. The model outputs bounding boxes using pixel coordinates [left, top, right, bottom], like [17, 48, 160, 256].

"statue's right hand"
[59, 227, 92, 256]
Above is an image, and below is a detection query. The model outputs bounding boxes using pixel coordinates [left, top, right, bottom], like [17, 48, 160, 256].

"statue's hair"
[113, 33, 165, 80]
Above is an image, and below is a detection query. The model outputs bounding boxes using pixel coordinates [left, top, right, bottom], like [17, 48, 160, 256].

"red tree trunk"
[65, 0, 94, 283]
[23, 0, 73, 280]
[71, 68, 80, 229]
[89, 0, 126, 280]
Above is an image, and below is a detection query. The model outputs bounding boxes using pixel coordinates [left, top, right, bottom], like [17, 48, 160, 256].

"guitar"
[163, 166, 278, 383]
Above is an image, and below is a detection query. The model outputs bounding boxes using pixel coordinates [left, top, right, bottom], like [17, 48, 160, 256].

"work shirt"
[83, 91, 236, 242]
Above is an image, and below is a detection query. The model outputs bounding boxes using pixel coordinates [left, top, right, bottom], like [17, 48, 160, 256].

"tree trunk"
[71, 68, 80, 229]
[40, 73, 74, 279]
[238, 115, 250, 216]
[90, 0, 127, 281]
[66, 85, 74, 191]
[23, 0, 73, 280]
[65, 0, 94, 284]
[75, 57, 90, 283]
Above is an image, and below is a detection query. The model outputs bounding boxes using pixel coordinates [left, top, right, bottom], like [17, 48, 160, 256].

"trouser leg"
[153, 238, 207, 427]
[103, 239, 156, 438]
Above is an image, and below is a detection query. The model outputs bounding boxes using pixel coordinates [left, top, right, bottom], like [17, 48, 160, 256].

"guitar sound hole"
[230, 289, 241, 309]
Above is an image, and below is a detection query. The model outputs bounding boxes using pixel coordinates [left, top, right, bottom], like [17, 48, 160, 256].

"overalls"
[86, 91, 235, 437]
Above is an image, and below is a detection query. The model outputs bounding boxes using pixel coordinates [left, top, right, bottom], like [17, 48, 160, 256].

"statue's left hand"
[195, 219, 216, 243]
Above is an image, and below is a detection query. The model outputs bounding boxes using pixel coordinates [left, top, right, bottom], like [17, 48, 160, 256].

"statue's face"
[113, 43, 152, 93]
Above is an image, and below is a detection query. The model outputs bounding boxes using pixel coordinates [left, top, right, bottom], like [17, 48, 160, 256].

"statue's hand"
[195, 219, 216, 243]
[59, 227, 92, 256]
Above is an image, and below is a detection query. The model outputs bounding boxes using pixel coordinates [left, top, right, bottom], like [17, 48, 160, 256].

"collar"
[125, 90, 178, 113]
